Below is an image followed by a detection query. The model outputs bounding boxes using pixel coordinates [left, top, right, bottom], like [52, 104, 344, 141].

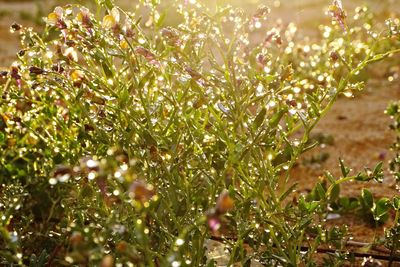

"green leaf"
[156, 11, 167, 27]
[374, 198, 390, 223]
[368, 53, 388, 64]
[302, 141, 319, 153]
[102, 61, 114, 79]
[269, 108, 286, 129]
[279, 183, 297, 201]
[299, 196, 319, 213]
[393, 197, 400, 210]
[361, 189, 373, 209]
[315, 183, 326, 200]
[143, 129, 157, 146]
[339, 158, 350, 177]
[339, 197, 349, 209]
[253, 107, 266, 129]
[355, 172, 371, 182]
[330, 184, 340, 202]
[104, 0, 115, 9]
[307, 201, 320, 212]
[325, 171, 336, 184]
[372, 161, 384, 183]
[306, 94, 320, 117]
[375, 198, 390, 216]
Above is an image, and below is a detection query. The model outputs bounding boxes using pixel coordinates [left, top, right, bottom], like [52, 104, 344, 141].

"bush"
[0, 0, 399, 266]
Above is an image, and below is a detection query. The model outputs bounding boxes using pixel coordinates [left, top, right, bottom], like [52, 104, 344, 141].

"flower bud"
[29, 66, 45, 75]
[185, 66, 202, 80]
[69, 231, 83, 246]
[47, 7, 65, 28]
[330, 51, 339, 61]
[116, 241, 128, 252]
[47, 13, 59, 26]
[100, 255, 114, 267]
[70, 70, 84, 86]
[103, 8, 120, 29]
[129, 180, 155, 203]
[64, 47, 78, 62]
[10, 23, 22, 32]
[76, 7, 92, 28]
[329, 0, 347, 31]
[216, 190, 234, 214]
[254, 6, 270, 19]
[103, 15, 117, 29]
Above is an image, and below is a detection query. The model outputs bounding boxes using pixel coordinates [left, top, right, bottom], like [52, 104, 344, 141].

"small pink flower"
[329, 0, 347, 31]
[135, 46, 160, 66]
[207, 215, 221, 232]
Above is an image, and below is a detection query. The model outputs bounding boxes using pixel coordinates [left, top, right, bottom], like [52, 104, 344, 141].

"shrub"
[0, 0, 399, 266]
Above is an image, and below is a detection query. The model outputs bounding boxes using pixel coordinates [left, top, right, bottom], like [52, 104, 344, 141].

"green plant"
[0, 0, 399, 266]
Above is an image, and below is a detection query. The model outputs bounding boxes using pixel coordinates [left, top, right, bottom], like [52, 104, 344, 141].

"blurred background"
[0, 0, 398, 66]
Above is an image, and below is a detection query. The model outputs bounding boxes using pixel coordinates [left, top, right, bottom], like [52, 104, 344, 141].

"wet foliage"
[0, 0, 400, 266]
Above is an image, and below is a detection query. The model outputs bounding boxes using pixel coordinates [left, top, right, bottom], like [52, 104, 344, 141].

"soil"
[0, 0, 399, 266]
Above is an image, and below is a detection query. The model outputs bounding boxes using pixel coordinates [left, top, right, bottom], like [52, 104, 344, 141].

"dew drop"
[343, 90, 353, 98]
[176, 238, 184, 246]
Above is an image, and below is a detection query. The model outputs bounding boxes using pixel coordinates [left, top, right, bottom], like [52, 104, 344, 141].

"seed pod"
[185, 66, 202, 80]
[29, 66, 45, 75]
[52, 63, 64, 73]
[84, 124, 95, 132]
[330, 51, 339, 61]
[69, 231, 83, 246]
[53, 165, 73, 177]
[161, 27, 180, 45]
[254, 6, 270, 19]
[135, 46, 156, 61]
[65, 40, 75, 47]
[286, 99, 297, 107]
[224, 166, 235, 186]
[216, 190, 234, 214]
[275, 35, 282, 45]
[116, 241, 128, 252]
[91, 95, 106, 105]
[193, 96, 207, 109]
[27, 133, 39, 145]
[129, 180, 155, 203]
[256, 53, 268, 68]
[10, 66, 21, 81]
[10, 23, 22, 32]
[149, 145, 159, 161]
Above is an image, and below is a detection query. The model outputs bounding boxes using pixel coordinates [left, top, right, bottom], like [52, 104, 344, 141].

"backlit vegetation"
[0, 0, 400, 265]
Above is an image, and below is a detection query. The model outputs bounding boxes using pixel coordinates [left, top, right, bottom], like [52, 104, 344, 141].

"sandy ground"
[0, 0, 399, 265]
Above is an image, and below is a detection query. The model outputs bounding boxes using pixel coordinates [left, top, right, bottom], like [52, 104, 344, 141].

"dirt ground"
[0, 0, 399, 265]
